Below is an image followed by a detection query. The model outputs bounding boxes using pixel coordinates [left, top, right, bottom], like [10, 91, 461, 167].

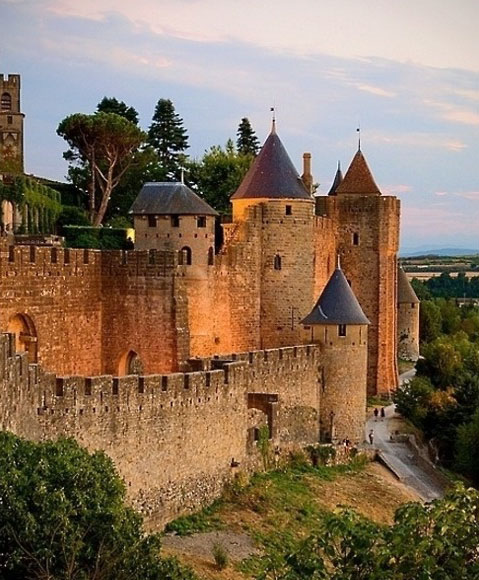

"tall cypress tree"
[147, 99, 189, 179]
[236, 117, 260, 156]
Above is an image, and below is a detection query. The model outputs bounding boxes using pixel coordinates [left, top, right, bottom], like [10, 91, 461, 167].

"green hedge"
[63, 226, 133, 250]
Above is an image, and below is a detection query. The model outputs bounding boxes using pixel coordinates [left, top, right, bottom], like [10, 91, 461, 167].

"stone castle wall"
[0, 332, 321, 526]
[0, 241, 186, 377]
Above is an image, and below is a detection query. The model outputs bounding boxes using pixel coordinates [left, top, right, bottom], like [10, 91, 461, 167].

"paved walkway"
[365, 369, 445, 502]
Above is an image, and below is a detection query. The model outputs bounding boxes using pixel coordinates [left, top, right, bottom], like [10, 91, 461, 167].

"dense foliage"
[394, 297, 479, 477]
[236, 117, 260, 156]
[411, 272, 479, 298]
[0, 432, 196, 579]
[258, 485, 479, 579]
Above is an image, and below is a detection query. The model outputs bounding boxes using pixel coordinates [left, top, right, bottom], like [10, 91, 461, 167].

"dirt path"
[365, 369, 446, 502]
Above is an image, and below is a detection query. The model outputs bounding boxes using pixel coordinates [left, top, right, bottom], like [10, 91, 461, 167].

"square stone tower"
[0, 74, 24, 178]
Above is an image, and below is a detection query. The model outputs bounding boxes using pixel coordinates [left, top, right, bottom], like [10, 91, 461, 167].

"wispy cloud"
[435, 191, 479, 201]
[356, 84, 396, 98]
[368, 130, 467, 152]
[424, 99, 479, 126]
[383, 184, 413, 195]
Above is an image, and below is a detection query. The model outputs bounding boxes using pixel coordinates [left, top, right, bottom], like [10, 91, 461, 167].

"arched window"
[118, 350, 144, 376]
[178, 246, 192, 266]
[274, 254, 282, 270]
[7, 313, 38, 363]
[1, 93, 12, 111]
[207, 246, 214, 266]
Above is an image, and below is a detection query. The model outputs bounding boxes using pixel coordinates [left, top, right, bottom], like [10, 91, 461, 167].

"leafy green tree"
[187, 139, 253, 214]
[410, 277, 431, 300]
[419, 300, 442, 343]
[57, 112, 146, 226]
[0, 432, 196, 579]
[97, 97, 139, 125]
[393, 376, 434, 428]
[236, 117, 260, 156]
[260, 485, 479, 579]
[147, 99, 189, 179]
[455, 411, 479, 483]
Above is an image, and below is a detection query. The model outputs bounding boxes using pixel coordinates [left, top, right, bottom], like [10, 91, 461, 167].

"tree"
[259, 485, 479, 579]
[0, 432, 197, 579]
[147, 99, 189, 179]
[57, 112, 146, 226]
[236, 117, 260, 156]
[419, 300, 442, 343]
[187, 139, 253, 214]
[97, 97, 139, 125]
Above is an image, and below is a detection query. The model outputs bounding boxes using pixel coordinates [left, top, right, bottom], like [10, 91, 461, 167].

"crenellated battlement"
[0, 74, 20, 89]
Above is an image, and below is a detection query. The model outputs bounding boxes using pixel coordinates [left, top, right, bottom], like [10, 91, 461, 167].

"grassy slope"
[162, 459, 419, 579]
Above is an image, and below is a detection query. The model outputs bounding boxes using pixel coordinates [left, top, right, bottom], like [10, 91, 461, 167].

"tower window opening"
[1, 93, 12, 111]
[178, 246, 192, 266]
[148, 215, 157, 228]
[171, 215, 180, 227]
[274, 254, 282, 270]
[353, 232, 359, 245]
[207, 247, 214, 266]
[338, 324, 347, 337]
[7, 115, 12, 125]
[285, 205, 292, 215]
[197, 216, 206, 228]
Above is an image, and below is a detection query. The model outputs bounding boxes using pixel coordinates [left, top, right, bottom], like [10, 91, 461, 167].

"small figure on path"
[368, 429, 374, 445]
[380, 407, 386, 420]
[373, 408, 379, 421]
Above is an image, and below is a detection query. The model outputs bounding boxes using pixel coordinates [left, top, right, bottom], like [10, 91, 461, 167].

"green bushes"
[62, 225, 133, 249]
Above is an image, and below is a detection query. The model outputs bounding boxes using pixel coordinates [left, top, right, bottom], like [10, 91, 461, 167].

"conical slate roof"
[335, 150, 381, 195]
[130, 182, 218, 216]
[302, 267, 370, 325]
[231, 126, 311, 200]
[398, 268, 420, 304]
[328, 162, 343, 196]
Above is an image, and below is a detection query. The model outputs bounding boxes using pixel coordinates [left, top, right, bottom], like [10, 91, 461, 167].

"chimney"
[301, 152, 313, 195]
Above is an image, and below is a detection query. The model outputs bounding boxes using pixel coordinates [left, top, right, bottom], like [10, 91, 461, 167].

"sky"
[1, 0, 479, 251]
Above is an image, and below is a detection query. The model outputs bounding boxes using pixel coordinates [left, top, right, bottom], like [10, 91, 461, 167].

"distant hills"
[401, 247, 479, 258]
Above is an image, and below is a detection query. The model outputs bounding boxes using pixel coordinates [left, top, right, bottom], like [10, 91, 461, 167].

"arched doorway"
[7, 313, 38, 363]
[118, 350, 144, 376]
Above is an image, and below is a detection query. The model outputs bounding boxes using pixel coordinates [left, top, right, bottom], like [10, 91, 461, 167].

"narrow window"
[148, 215, 157, 228]
[178, 246, 192, 266]
[285, 205, 292, 215]
[7, 115, 12, 125]
[274, 254, 282, 270]
[338, 324, 347, 337]
[64, 249, 70, 264]
[1, 93, 11, 111]
[29, 246, 35, 263]
[51, 247, 58, 264]
[353, 232, 359, 245]
[207, 247, 214, 266]
[171, 215, 180, 227]
[197, 216, 206, 228]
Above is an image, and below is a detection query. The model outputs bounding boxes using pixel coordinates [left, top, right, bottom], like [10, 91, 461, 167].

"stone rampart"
[0, 333, 321, 526]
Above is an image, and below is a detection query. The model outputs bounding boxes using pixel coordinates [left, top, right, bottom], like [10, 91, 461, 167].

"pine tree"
[236, 117, 260, 156]
[147, 99, 189, 179]
[97, 97, 139, 125]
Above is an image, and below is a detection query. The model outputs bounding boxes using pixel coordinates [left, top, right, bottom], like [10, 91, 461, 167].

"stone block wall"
[0, 333, 322, 527]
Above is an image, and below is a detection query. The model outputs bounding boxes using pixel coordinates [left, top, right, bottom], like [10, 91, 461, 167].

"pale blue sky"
[1, 0, 478, 250]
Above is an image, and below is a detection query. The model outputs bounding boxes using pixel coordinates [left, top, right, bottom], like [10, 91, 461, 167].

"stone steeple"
[335, 150, 381, 195]
[231, 127, 310, 200]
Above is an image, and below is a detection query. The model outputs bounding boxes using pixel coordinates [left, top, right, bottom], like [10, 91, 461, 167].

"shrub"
[212, 542, 229, 570]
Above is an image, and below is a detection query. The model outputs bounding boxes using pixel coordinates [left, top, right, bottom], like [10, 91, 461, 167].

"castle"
[0, 74, 420, 525]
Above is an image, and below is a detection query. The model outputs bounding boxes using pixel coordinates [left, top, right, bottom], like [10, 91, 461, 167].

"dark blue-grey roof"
[302, 268, 370, 325]
[398, 267, 420, 304]
[129, 182, 218, 216]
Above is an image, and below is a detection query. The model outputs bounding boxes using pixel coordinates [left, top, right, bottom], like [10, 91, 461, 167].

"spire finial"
[180, 167, 185, 184]
[357, 123, 361, 151]
[337, 254, 341, 269]
[337, 160, 341, 171]
[270, 106, 276, 134]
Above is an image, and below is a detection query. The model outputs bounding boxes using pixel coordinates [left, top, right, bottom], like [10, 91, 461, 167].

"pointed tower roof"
[398, 268, 420, 304]
[231, 128, 311, 200]
[302, 267, 370, 325]
[130, 182, 218, 216]
[328, 162, 343, 196]
[335, 150, 381, 195]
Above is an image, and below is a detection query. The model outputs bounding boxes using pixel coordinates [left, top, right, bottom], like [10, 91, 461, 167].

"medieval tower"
[0, 74, 24, 178]
[397, 267, 420, 361]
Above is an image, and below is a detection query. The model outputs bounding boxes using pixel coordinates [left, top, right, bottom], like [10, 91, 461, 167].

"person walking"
[380, 407, 386, 420]
[374, 408, 379, 421]
[369, 429, 374, 445]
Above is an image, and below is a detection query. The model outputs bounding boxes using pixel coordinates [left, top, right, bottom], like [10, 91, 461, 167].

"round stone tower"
[302, 264, 370, 443]
[230, 122, 315, 348]
[130, 182, 219, 356]
[397, 267, 420, 361]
